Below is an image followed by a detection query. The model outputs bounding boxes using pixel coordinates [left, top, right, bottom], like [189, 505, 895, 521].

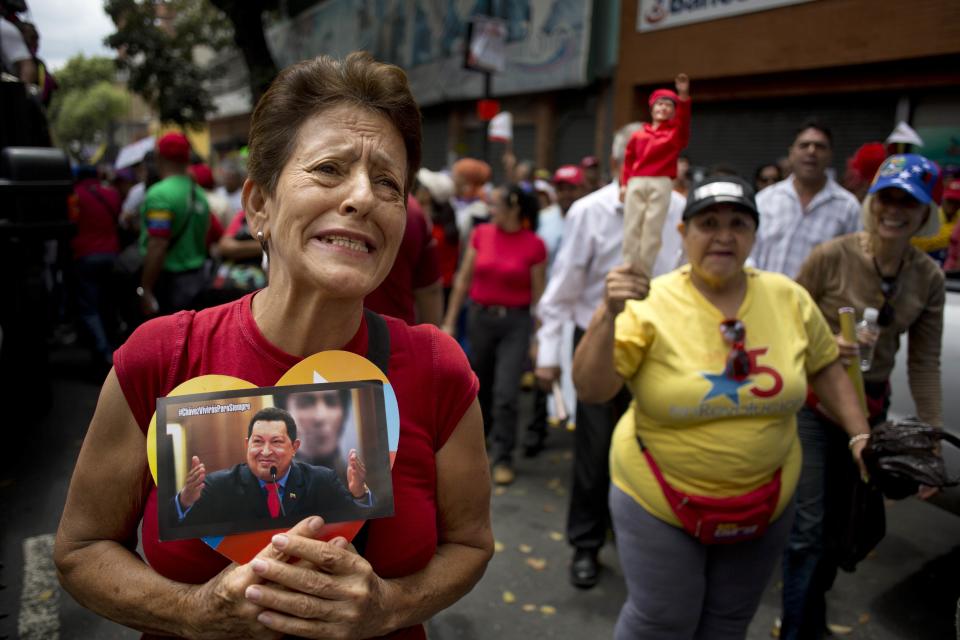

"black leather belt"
[474, 303, 528, 318]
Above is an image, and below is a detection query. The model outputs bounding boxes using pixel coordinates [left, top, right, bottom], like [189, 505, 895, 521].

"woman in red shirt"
[442, 185, 547, 485]
[54, 53, 493, 640]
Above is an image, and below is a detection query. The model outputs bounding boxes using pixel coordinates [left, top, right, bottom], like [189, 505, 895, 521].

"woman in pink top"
[443, 185, 547, 484]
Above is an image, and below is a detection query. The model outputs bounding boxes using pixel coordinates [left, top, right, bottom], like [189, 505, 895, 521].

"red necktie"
[267, 482, 281, 518]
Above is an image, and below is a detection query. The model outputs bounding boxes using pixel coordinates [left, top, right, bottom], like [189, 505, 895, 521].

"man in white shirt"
[1, 16, 36, 84]
[534, 122, 685, 589]
[754, 120, 861, 640]
[751, 120, 861, 278]
[214, 158, 245, 218]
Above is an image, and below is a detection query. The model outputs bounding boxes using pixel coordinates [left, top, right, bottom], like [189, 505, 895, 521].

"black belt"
[474, 303, 528, 318]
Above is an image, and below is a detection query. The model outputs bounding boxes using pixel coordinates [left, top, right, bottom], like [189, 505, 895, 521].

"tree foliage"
[54, 82, 130, 150]
[51, 55, 116, 95]
[104, 0, 233, 127]
[47, 55, 129, 159]
[104, 0, 281, 126]
[206, 0, 279, 105]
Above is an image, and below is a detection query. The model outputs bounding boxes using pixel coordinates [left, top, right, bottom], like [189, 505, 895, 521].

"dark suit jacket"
[170, 461, 370, 528]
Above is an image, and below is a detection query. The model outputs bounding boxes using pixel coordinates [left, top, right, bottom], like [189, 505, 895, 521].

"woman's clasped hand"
[241, 520, 391, 639]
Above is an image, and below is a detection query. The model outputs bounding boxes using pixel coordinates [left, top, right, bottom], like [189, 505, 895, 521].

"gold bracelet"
[848, 433, 871, 449]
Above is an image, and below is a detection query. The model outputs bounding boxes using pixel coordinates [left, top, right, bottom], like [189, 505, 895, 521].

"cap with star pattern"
[868, 154, 940, 205]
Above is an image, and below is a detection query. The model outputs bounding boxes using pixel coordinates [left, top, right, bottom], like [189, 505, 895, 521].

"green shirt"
[140, 175, 210, 273]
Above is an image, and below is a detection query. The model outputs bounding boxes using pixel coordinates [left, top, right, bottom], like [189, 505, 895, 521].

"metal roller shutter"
[683, 92, 899, 181]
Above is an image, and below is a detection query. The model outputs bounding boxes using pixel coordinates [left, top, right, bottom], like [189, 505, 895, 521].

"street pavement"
[1, 348, 958, 639]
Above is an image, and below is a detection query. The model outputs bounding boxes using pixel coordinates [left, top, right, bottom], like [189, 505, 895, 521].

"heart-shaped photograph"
[146, 350, 400, 563]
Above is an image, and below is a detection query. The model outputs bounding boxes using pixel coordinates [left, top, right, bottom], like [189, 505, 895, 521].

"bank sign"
[637, 0, 815, 32]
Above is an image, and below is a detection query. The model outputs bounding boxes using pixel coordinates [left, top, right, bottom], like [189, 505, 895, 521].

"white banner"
[637, 0, 815, 32]
[488, 111, 513, 142]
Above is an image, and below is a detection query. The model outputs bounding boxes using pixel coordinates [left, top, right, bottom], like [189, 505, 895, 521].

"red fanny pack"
[641, 447, 781, 545]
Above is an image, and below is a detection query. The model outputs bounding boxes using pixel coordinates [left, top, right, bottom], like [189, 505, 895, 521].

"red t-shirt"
[468, 223, 546, 307]
[432, 224, 459, 288]
[620, 97, 691, 183]
[364, 196, 441, 324]
[71, 178, 120, 258]
[113, 293, 478, 640]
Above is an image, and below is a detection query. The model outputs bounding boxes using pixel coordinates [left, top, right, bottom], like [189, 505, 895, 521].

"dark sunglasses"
[720, 319, 751, 380]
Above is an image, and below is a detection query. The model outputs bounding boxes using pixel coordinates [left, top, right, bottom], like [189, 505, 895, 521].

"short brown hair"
[247, 51, 422, 197]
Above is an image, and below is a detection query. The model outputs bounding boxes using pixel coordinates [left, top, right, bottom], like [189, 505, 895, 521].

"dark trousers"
[781, 397, 888, 640]
[155, 267, 206, 315]
[74, 253, 117, 360]
[467, 304, 532, 464]
[566, 325, 632, 551]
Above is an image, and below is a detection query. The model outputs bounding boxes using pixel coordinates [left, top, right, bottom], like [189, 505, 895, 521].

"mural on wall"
[266, 0, 591, 106]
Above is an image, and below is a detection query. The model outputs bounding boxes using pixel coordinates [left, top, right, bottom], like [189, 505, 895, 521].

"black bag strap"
[940, 431, 960, 450]
[168, 179, 198, 251]
[154, 178, 197, 253]
[85, 184, 119, 219]
[351, 309, 391, 557]
[362, 309, 390, 376]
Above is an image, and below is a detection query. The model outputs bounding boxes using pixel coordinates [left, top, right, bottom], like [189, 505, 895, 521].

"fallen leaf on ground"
[547, 478, 562, 489]
[549, 531, 564, 541]
[562, 450, 573, 459]
[494, 486, 507, 496]
[37, 590, 54, 601]
[858, 613, 870, 624]
[522, 604, 537, 612]
[525, 557, 547, 570]
[542, 504, 555, 513]
[502, 591, 516, 604]
[826, 624, 853, 635]
[540, 605, 557, 615]
[494, 541, 505, 553]
[518, 544, 533, 553]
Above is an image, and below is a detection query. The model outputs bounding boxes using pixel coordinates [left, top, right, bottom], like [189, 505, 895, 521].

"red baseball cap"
[944, 178, 960, 201]
[648, 88, 679, 107]
[156, 132, 191, 164]
[553, 164, 584, 186]
[189, 163, 215, 189]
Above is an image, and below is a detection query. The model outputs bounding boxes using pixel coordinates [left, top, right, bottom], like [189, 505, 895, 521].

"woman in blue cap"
[781, 154, 945, 639]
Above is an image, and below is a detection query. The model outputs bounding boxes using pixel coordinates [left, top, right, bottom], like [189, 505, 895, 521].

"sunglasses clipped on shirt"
[720, 319, 751, 380]
[878, 279, 896, 327]
[872, 256, 902, 328]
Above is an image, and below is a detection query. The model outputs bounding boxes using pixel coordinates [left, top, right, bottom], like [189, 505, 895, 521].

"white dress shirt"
[1, 19, 30, 72]
[751, 176, 862, 278]
[535, 181, 685, 369]
[536, 203, 564, 273]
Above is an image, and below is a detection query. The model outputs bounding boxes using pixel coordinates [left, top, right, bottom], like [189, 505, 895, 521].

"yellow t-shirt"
[912, 208, 957, 255]
[611, 266, 838, 527]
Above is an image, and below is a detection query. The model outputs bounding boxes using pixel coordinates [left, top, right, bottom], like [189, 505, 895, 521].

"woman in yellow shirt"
[572, 176, 870, 639]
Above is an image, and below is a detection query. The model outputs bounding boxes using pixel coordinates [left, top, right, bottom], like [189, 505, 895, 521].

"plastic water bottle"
[856, 307, 880, 372]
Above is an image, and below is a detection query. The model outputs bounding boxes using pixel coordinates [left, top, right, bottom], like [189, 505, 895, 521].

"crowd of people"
[39, 49, 957, 640]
